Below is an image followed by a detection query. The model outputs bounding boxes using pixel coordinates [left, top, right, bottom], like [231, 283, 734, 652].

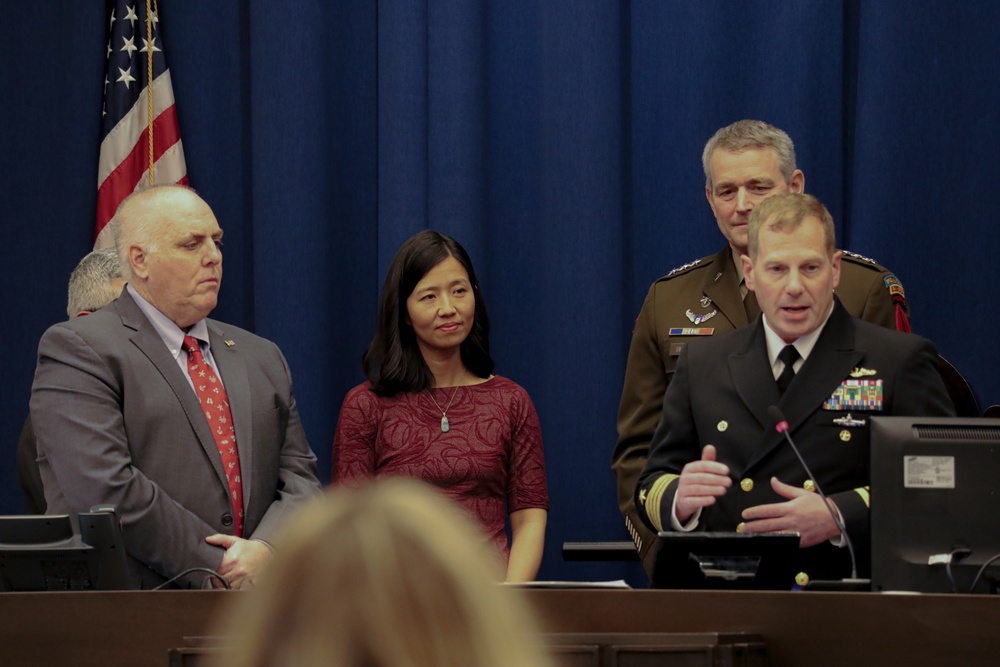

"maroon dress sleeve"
[331, 383, 378, 484]
[506, 386, 549, 513]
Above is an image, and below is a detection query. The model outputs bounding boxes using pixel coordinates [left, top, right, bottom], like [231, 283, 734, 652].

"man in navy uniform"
[634, 193, 953, 586]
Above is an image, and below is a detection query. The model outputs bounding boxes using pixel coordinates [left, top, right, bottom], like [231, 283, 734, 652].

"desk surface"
[1, 588, 998, 667]
[523, 588, 1000, 666]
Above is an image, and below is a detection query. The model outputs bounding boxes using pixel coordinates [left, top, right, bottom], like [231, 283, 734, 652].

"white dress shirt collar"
[127, 284, 212, 368]
[761, 301, 835, 378]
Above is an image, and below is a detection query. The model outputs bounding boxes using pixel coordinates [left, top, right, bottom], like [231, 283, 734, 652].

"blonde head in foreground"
[210, 478, 554, 667]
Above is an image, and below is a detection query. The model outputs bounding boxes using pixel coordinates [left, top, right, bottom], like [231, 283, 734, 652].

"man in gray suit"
[18, 247, 125, 514]
[30, 185, 320, 589]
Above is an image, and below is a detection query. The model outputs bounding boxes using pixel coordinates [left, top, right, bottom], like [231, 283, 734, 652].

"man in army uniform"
[612, 120, 910, 575]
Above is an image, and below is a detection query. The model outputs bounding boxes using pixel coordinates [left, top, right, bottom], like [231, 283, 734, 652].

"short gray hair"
[702, 119, 797, 187]
[67, 247, 124, 317]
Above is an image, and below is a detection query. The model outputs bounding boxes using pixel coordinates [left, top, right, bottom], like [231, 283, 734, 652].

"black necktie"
[776, 344, 800, 395]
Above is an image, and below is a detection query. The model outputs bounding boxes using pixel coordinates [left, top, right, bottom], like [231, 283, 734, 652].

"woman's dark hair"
[363, 230, 493, 396]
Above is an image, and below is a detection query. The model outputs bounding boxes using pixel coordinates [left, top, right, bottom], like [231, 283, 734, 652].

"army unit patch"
[884, 274, 905, 299]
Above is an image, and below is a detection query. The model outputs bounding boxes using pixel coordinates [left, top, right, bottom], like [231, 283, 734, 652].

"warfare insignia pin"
[686, 308, 717, 325]
[849, 367, 876, 378]
[833, 413, 867, 427]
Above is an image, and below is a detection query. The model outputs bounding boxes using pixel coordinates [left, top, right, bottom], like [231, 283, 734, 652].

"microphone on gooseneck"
[766, 405, 861, 582]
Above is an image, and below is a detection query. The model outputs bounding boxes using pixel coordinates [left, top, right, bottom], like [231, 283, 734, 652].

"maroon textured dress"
[332, 376, 549, 562]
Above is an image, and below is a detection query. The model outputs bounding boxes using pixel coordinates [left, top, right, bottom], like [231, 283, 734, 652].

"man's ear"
[831, 250, 843, 290]
[740, 254, 755, 292]
[788, 169, 805, 193]
[129, 244, 149, 280]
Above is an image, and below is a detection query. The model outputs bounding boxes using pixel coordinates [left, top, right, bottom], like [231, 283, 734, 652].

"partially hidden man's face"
[706, 147, 804, 256]
[742, 216, 841, 343]
[131, 192, 224, 330]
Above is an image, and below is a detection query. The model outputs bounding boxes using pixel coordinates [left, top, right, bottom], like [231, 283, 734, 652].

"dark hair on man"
[363, 230, 493, 396]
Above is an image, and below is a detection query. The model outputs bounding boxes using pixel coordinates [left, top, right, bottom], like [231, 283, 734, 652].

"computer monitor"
[0, 506, 134, 591]
[871, 416, 1000, 594]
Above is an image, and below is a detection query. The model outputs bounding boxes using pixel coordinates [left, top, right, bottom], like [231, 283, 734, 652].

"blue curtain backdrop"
[2, 1, 998, 585]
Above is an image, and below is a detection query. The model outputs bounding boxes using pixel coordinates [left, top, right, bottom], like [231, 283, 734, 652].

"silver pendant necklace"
[425, 386, 460, 433]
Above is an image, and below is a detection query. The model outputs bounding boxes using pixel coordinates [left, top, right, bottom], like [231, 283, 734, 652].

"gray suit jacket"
[30, 290, 320, 588]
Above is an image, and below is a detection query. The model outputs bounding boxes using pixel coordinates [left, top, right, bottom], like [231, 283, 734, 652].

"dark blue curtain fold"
[2, 0, 999, 584]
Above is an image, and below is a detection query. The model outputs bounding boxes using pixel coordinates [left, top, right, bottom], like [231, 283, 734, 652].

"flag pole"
[146, 0, 155, 185]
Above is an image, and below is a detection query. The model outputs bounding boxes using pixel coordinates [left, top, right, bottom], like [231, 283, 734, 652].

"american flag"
[96, 0, 187, 248]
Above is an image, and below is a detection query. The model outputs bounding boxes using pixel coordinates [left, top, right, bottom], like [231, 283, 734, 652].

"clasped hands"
[674, 445, 840, 548]
[205, 533, 273, 589]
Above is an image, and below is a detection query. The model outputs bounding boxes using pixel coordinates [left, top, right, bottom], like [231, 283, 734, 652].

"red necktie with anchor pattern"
[183, 335, 243, 537]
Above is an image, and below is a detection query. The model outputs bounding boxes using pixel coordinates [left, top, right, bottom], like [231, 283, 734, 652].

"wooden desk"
[0, 590, 226, 667]
[1, 588, 998, 667]
[524, 588, 1000, 667]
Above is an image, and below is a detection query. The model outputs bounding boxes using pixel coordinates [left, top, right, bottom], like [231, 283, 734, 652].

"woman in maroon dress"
[332, 230, 548, 581]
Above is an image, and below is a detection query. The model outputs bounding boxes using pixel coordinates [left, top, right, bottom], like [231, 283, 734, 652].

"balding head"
[113, 185, 224, 329]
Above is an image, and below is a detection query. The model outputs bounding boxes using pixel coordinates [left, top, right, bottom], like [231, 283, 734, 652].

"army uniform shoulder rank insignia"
[824, 379, 884, 411]
[850, 367, 877, 378]
[664, 258, 702, 279]
[842, 250, 878, 266]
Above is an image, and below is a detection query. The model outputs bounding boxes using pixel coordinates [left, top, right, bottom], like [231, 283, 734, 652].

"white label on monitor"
[903, 456, 955, 488]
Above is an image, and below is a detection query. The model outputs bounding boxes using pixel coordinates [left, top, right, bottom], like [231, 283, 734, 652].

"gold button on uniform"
[795, 572, 810, 587]
[736, 522, 745, 533]
[803, 479, 816, 492]
[717, 420, 728, 432]
[839, 429, 851, 442]
[740, 478, 754, 492]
